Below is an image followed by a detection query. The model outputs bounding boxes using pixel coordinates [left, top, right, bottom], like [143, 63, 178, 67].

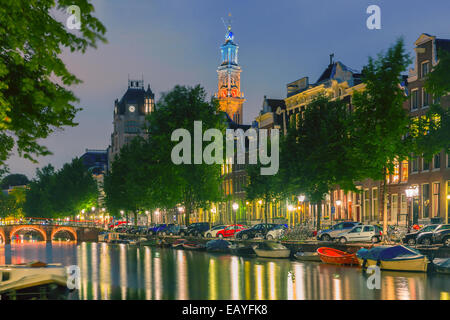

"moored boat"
[182, 242, 206, 251]
[206, 239, 231, 253]
[432, 258, 450, 274]
[253, 242, 291, 259]
[294, 251, 321, 262]
[356, 245, 429, 272]
[0, 261, 68, 300]
[172, 239, 187, 249]
[317, 247, 359, 265]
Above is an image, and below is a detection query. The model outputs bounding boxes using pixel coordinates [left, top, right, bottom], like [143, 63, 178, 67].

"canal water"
[0, 242, 449, 300]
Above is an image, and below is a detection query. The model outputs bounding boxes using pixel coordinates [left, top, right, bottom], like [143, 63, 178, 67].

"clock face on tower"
[129, 105, 135, 113]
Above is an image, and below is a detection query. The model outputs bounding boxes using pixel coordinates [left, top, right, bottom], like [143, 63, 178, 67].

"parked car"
[216, 224, 247, 238]
[337, 224, 382, 244]
[416, 224, 448, 245]
[431, 224, 450, 247]
[147, 224, 172, 236]
[235, 223, 277, 240]
[266, 224, 288, 240]
[204, 225, 227, 238]
[182, 222, 210, 237]
[402, 224, 440, 245]
[316, 221, 361, 241]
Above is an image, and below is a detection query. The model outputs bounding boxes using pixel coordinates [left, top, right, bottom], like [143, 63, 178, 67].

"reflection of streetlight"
[447, 194, 450, 200]
[298, 195, 305, 202]
[232, 203, 239, 225]
[335, 200, 342, 206]
[287, 205, 294, 212]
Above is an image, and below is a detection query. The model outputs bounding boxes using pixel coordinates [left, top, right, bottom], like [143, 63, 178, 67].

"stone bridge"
[0, 224, 100, 244]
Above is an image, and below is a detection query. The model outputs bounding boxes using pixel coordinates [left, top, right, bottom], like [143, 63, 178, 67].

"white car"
[266, 225, 287, 240]
[204, 225, 227, 238]
[337, 225, 382, 244]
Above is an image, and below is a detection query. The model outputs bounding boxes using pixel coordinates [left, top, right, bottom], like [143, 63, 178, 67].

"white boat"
[0, 261, 68, 300]
[253, 242, 291, 258]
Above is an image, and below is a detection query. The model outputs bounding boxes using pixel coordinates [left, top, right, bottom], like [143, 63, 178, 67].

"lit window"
[411, 155, 419, 173]
[434, 153, 441, 170]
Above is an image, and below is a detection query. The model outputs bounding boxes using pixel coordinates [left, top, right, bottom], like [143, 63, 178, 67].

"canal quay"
[1, 239, 449, 300]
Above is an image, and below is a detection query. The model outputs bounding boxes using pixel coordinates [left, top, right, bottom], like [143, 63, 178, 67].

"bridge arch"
[10, 225, 47, 242]
[51, 227, 77, 241]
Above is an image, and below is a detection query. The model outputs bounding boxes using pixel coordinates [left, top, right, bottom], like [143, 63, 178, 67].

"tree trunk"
[316, 202, 321, 231]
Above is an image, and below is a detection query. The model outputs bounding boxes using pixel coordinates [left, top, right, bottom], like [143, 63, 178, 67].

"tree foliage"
[412, 49, 450, 157]
[351, 38, 412, 180]
[24, 158, 98, 218]
[0, 0, 106, 171]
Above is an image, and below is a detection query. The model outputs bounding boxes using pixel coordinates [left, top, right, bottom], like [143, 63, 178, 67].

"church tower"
[108, 78, 155, 167]
[215, 19, 245, 124]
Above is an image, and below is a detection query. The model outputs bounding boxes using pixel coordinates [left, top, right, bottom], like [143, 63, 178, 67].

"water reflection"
[0, 242, 449, 300]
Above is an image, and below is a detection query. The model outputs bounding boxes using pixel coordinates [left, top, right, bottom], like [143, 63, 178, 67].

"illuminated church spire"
[216, 14, 245, 124]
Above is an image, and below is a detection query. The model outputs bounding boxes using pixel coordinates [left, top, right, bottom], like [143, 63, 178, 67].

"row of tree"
[104, 39, 449, 230]
[246, 39, 450, 234]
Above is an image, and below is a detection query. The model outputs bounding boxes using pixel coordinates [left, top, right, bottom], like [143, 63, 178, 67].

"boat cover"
[206, 239, 231, 250]
[356, 245, 424, 261]
[256, 242, 287, 250]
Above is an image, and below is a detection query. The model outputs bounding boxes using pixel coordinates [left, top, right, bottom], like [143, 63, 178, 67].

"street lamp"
[405, 186, 419, 228]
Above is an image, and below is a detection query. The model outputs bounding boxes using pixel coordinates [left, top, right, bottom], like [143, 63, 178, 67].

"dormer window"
[421, 61, 430, 78]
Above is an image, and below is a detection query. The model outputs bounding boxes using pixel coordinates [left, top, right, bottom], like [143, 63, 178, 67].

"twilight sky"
[6, 0, 450, 178]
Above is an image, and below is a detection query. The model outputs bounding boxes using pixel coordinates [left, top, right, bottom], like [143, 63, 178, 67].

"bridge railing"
[0, 217, 107, 229]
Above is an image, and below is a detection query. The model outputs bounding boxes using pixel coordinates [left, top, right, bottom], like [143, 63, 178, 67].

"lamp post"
[178, 206, 185, 225]
[232, 203, 239, 226]
[405, 186, 419, 230]
[298, 195, 305, 224]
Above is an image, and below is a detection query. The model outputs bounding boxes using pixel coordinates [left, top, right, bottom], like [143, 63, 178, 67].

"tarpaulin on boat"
[356, 245, 424, 261]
